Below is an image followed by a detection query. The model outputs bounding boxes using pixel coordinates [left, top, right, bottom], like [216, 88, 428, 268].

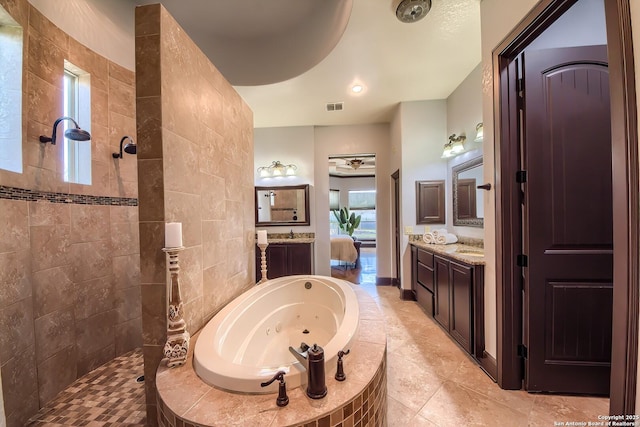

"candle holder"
[257, 242, 269, 284]
[162, 246, 190, 367]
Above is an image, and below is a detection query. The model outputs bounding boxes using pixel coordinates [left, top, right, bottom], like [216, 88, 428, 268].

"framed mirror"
[452, 157, 484, 227]
[255, 184, 310, 226]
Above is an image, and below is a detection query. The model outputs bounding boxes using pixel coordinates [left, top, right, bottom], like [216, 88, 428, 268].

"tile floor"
[26, 349, 146, 426]
[26, 253, 609, 426]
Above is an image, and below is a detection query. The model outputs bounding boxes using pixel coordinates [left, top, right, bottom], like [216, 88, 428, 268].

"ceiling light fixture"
[395, 0, 432, 23]
[475, 122, 484, 142]
[257, 160, 297, 178]
[442, 134, 466, 158]
[351, 84, 363, 93]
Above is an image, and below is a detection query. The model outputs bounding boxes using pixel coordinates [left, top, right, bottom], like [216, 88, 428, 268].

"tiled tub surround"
[0, 0, 139, 425]
[156, 285, 387, 427]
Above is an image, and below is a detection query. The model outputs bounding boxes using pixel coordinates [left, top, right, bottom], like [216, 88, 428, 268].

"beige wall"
[0, 1, 140, 425]
[134, 5, 255, 424]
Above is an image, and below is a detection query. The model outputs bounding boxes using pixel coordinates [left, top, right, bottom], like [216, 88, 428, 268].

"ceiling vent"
[395, 0, 431, 23]
[326, 102, 344, 112]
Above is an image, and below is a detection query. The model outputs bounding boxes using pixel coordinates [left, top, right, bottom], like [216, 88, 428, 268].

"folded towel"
[423, 232, 435, 244]
[436, 233, 458, 245]
[432, 228, 448, 238]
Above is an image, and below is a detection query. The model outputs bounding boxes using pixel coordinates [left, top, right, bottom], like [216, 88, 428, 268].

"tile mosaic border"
[0, 185, 138, 206]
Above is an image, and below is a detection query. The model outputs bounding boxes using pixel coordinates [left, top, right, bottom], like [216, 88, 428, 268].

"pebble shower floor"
[26, 349, 146, 426]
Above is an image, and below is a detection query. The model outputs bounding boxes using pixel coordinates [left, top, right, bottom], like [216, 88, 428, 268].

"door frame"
[392, 169, 401, 287]
[494, 0, 639, 413]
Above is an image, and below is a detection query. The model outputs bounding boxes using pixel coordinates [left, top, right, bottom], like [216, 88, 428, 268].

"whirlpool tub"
[193, 275, 359, 393]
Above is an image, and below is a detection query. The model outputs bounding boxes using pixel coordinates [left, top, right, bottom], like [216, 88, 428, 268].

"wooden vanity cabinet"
[256, 242, 313, 282]
[412, 245, 484, 358]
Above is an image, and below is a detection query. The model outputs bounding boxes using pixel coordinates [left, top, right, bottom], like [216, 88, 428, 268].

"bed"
[330, 236, 359, 265]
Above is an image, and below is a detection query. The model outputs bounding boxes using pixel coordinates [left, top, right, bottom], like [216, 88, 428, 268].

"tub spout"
[289, 343, 327, 399]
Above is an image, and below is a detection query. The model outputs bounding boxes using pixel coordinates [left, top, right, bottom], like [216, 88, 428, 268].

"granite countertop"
[410, 240, 486, 265]
[267, 238, 315, 244]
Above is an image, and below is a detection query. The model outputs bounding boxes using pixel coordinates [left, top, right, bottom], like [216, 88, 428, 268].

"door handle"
[477, 183, 492, 191]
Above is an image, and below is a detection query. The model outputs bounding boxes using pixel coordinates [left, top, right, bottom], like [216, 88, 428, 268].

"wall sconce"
[39, 116, 91, 145]
[442, 134, 466, 158]
[257, 160, 297, 177]
[475, 122, 484, 142]
[112, 136, 137, 158]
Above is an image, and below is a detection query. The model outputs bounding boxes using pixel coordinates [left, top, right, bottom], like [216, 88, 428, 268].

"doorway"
[494, 0, 638, 413]
[392, 170, 400, 287]
[328, 154, 378, 284]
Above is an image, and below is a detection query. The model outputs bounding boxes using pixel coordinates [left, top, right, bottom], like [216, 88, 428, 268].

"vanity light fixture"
[112, 136, 137, 158]
[442, 134, 466, 158]
[475, 122, 484, 142]
[257, 160, 297, 178]
[39, 116, 91, 145]
[441, 142, 454, 158]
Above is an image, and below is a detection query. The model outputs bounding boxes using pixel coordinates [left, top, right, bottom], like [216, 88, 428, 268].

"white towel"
[432, 228, 448, 238]
[435, 233, 458, 245]
[423, 232, 435, 244]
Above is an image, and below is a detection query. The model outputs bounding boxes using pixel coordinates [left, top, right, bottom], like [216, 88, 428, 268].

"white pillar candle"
[257, 230, 268, 245]
[165, 222, 183, 248]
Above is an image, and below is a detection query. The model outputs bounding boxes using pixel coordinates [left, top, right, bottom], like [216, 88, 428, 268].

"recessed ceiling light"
[351, 84, 363, 93]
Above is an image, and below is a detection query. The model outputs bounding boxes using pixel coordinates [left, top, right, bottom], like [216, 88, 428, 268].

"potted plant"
[332, 207, 361, 237]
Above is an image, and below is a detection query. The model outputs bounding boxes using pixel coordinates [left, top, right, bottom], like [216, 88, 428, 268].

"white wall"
[528, 0, 606, 50]
[445, 63, 484, 239]
[329, 175, 376, 209]
[28, 0, 135, 70]
[398, 100, 448, 289]
[254, 126, 315, 234]
[314, 124, 391, 278]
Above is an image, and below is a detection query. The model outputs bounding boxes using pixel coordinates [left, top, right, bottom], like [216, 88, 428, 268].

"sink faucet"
[289, 229, 294, 239]
[289, 342, 327, 399]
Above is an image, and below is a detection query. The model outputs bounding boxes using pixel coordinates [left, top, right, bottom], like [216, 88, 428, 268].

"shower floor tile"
[26, 348, 146, 427]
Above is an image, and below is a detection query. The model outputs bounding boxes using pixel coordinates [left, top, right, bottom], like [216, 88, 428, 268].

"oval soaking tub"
[193, 275, 359, 393]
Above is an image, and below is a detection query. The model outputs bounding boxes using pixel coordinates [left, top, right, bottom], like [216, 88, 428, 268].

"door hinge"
[517, 344, 528, 359]
[516, 170, 527, 183]
[517, 254, 528, 267]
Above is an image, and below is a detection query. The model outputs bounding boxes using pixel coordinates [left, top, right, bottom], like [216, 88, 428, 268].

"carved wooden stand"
[162, 247, 190, 367]
[257, 242, 269, 284]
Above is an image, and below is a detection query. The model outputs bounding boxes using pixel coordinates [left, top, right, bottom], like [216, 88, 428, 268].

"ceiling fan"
[338, 157, 375, 170]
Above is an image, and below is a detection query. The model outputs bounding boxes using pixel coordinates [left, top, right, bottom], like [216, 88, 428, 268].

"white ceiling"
[131, 0, 482, 128]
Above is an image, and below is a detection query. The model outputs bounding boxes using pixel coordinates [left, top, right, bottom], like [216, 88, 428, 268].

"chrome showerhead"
[39, 116, 92, 145]
[113, 136, 137, 158]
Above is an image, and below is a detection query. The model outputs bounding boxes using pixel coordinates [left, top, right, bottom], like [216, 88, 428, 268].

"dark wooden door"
[434, 256, 450, 330]
[450, 261, 473, 354]
[523, 46, 613, 394]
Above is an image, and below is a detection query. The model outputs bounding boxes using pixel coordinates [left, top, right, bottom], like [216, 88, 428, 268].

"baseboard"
[478, 351, 498, 382]
[376, 277, 394, 286]
[400, 288, 416, 301]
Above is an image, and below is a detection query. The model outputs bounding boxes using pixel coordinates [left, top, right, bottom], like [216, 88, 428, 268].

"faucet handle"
[261, 371, 289, 407]
[335, 349, 350, 382]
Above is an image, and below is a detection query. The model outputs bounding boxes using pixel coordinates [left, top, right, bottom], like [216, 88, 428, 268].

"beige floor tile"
[387, 395, 419, 427]
[418, 381, 528, 426]
[386, 352, 445, 412]
[528, 393, 609, 427]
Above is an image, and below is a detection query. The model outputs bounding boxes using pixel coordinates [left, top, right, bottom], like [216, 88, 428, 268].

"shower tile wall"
[135, 5, 255, 425]
[0, 1, 140, 426]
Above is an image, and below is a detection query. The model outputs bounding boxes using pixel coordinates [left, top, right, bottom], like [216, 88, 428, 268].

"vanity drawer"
[415, 282, 434, 317]
[417, 248, 434, 268]
[417, 262, 434, 293]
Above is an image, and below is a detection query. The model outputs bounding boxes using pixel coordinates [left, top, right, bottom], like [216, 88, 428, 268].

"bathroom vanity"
[255, 238, 314, 282]
[410, 242, 486, 362]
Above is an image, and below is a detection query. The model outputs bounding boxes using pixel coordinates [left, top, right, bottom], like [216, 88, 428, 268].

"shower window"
[0, 11, 23, 174]
[63, 61, 91, 185]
